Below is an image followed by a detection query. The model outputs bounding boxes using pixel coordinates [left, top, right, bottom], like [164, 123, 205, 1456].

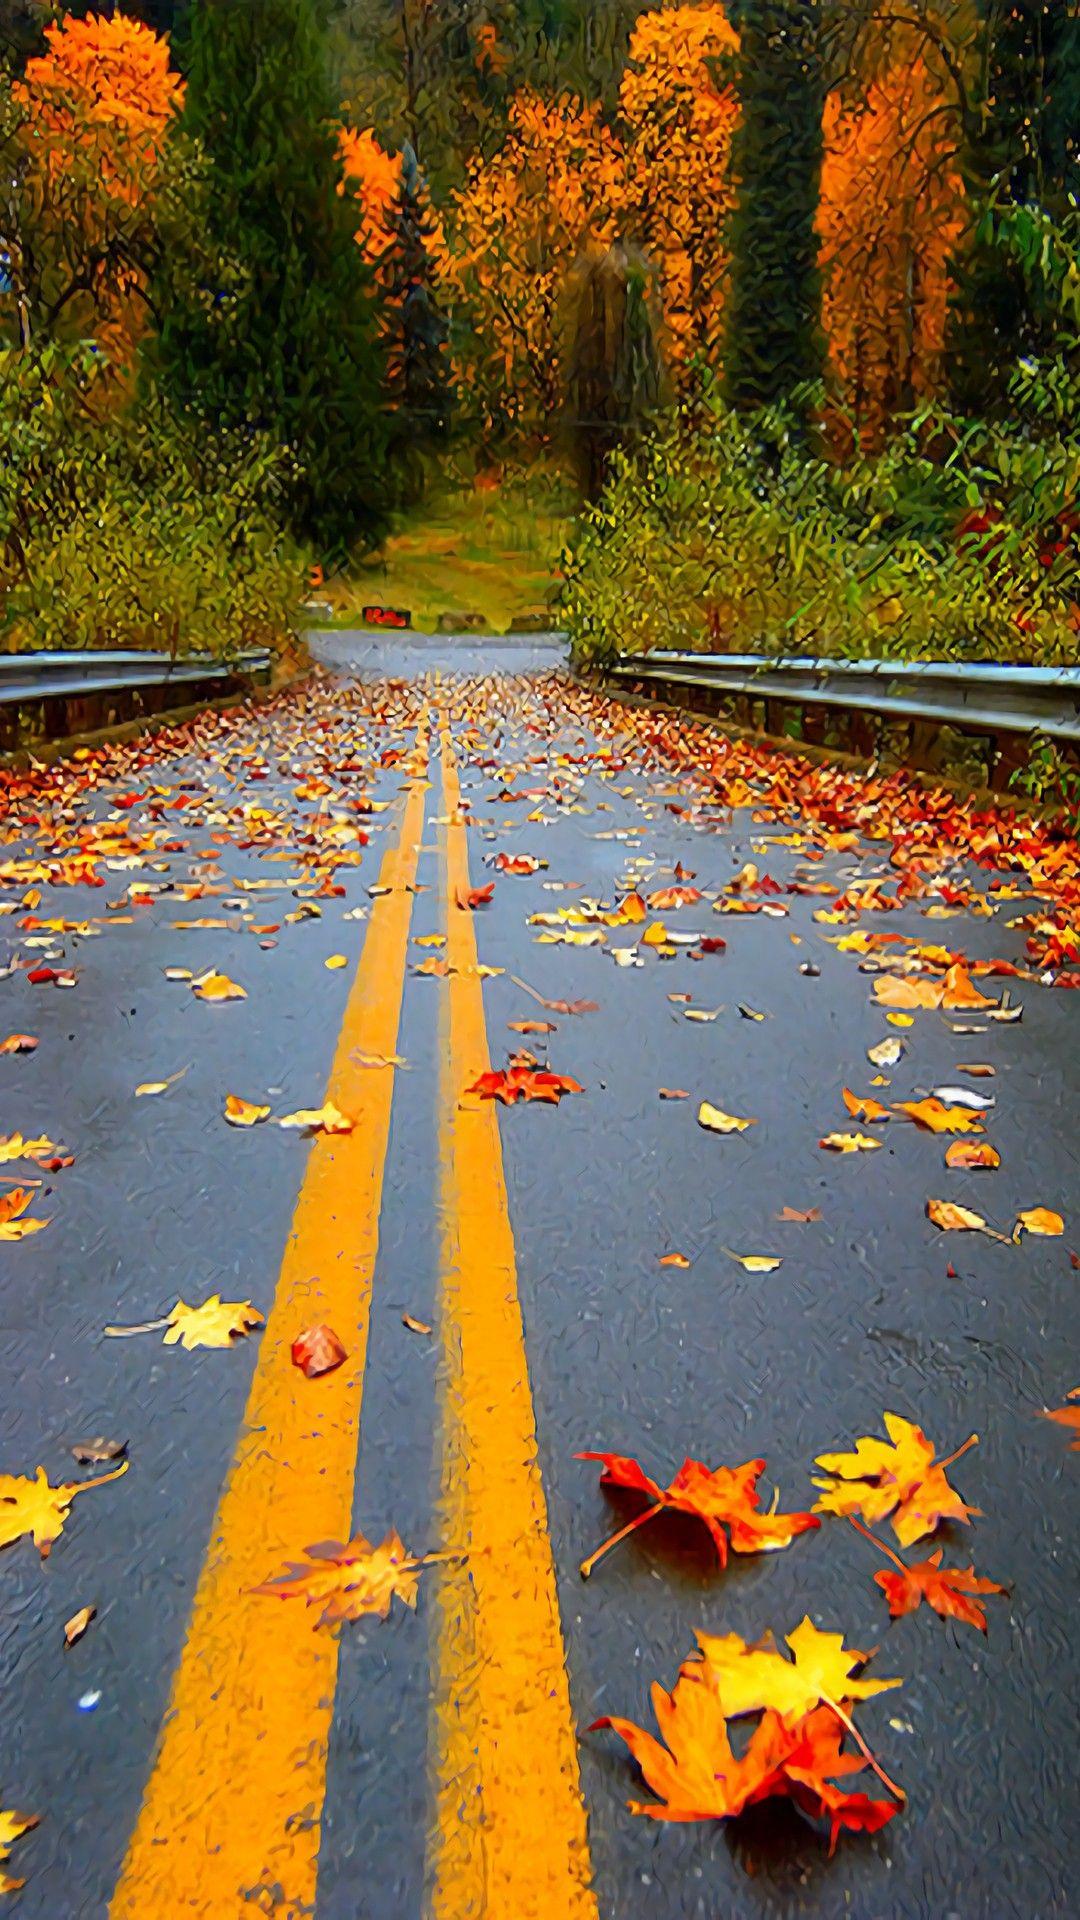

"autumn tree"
[437, 88, 624, 433]
[565, 239, 667, 498]
[725, 0, 827, 413]
[949, 0, 1080, 411]
[2, 9, 191, 359]
[618, 3, 740, 381]
[160, 0, 391, 554]
[820, 58, 966, 436]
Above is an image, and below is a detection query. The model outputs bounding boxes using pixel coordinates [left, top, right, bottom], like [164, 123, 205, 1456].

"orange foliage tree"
[10, 9, 186, 360]
[819, 59, 966, 438]
[619, 3, 740, 378]
[435, 88, 625, 429]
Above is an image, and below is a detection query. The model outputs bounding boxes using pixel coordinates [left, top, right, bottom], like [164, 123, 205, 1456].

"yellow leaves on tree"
[14, 12, 184, 365]
[619, 4, 740, 372]
[819, 59, 965, 439]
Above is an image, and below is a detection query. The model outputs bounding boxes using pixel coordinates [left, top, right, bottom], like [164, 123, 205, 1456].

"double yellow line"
[110, 718, 595, 1919]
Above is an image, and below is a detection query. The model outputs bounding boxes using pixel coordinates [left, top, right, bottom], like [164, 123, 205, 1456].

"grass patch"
[325, 458, 574, 633]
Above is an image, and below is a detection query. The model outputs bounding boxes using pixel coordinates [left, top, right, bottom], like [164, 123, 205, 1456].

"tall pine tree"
[949, 0, 1080, 412]
[158, 0, 391, 555]
[724, 0, 826, 414]
[385, 142, 451, 457]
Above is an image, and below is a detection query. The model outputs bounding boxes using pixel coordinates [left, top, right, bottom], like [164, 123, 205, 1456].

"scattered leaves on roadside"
[893, 1098, 984, 1135]
[253, 1529, 426, 1626]
[192, 970, 246, 1003]
[0, 1187, 49, 1240]
[694, 1616, 900, 1722]
[841, 1089, 890, 1124]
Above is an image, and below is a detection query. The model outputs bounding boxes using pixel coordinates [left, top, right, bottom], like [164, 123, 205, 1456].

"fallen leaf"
[291, 1323, 347, 1377]
[402, 1312, 432, 1335]
[819, 1132, 881, 1153]
[870, 1547, 1006, 1632]
[468, 1067, 582, 1106]
[777, 1205, 822, 1222]
[0, 1035, 37, 1055]
[738, 1004, 766, 1022]
[508, 1020, 556, 1034]
[224, 1094, 271, 1128]
[873, 976, 942, 1010]
[893, 1099, 984, 1135]
[253, 1529, 426, 1626]
[325, 954, 348, 970]
[458, 882, 494, 910]
[0, 1187, 49, 1239]
[136, 1067, 188, 1098]
[885, 1012, 915, 1028]
[725, 1250, 782, 1273]
[944, 1141, 1001, 1170]
[0, 1805, 39, 1895]
[841, 1089, 890, 1124]
[926, 1197, 1006, 1238]
[1015, 1207, 1064, 1238]
[659, 1252, 691, 1269]
[813, 1413, 979, 1547]
[0, 1461, 129, 1559]
[64, 1605, 96, 1648]
[277, 1101, 354, 1134]
[590, 1681, 899, 1847]
[695, 1616, 900, 1723]
[659, 1088, 689, 1100]
[697, 1102, 756, 1135]
[492, 852, 546, 874]
[192, 971, 246, 1002]
[164, 1296, 264, 1350]
[577, 1451, 818, 1577]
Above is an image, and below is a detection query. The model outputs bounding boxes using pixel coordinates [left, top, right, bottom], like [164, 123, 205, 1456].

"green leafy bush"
[0, 342, 306, 656]
[561, 374, 1080, 669]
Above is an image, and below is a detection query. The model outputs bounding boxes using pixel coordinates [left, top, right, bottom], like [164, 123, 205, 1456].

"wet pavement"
[0, 633, 1077, 1919]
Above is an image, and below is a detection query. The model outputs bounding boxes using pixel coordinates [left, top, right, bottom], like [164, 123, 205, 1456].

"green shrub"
[561, 375, 1080, 669]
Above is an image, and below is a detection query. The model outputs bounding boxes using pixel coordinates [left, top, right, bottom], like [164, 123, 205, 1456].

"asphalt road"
[0, 633, 1077, 1920]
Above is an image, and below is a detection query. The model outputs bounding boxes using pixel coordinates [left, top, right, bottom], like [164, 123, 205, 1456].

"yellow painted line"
[427, 722, 597, 1920]
[110, 743, 429, 1920]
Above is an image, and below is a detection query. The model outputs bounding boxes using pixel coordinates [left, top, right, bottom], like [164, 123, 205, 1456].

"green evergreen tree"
[723, 0, 826, 415]
[385, 141, 451, 457]
[157, 0, 391, 556]
[949, 0, 1080, 412]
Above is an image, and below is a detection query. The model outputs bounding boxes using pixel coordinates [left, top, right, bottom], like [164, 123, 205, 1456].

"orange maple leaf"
[468, 1066, 582, 1105]
[577, 1451, 819, 1578]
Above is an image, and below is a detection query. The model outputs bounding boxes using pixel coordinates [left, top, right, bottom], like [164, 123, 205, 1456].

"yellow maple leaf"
[252, 1528, 426, 1627]
[0, 1805, 39, 1895]
[893, 1099, 983, 1136]
[693, 1616, 901, 1724]
[163, 1295, 264, 1350]
[0, 1461, 128, 1559]
[813, 1412, 979, 1547]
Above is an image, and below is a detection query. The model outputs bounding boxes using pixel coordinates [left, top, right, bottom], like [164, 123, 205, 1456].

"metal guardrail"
[608, 651, 1080, 745]
[0, 646, 271, 707]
